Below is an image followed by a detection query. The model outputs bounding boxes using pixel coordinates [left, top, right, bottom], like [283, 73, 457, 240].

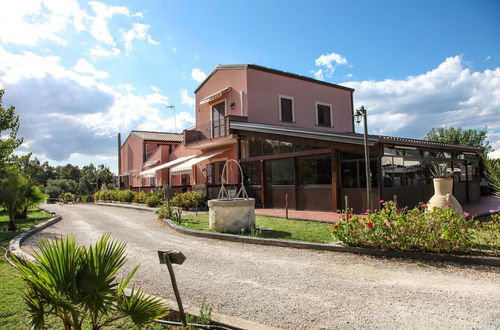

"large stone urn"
[208, 199, 255, 233]
[208, 159, 256, 233]
[427, 178, 463, 214]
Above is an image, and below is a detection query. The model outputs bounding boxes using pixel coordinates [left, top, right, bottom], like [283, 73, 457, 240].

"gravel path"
[23, 204, 500, 329]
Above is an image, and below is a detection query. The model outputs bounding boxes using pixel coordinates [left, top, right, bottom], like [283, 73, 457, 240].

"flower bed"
[328, 201, 499, 255]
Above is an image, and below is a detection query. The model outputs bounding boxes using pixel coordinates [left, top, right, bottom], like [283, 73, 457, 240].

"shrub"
[329, 201, 483, 253]
[118, 190, 136, 202]
[59, 192, 74, 203]
[170, 191, 206, 209]
[133, 191, 148, 204]
[145, 194, 163, 207]
[156, 204, 172, 219]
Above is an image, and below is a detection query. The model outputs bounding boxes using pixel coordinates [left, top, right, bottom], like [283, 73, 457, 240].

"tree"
[0, 89, 23, 177]
[424, 127, 492, 153]
[12, 234, 169, 329]
[44, 179, 78, 199]
[481, 154, 500, 198]
[0, 168, 29, 230]
[17, 184, 48, 219]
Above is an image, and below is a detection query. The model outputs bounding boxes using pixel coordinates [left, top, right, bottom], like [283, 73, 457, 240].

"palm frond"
[116, 287, 170, 328]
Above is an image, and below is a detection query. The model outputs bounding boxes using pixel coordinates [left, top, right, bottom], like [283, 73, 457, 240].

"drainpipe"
[117, 133, 121, 189]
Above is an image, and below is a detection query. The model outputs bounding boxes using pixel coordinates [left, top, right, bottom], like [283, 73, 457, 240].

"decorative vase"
[427, 178, 463, 214]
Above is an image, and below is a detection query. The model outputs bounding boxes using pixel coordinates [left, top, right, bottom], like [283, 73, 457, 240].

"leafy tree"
[12, 234, 169, 330]
[424, 127, 492, 153]
[0, 168, 29, 230]
[57, 164, 81, 182]
[481, 154, 500, 198]
[44, 179, 78, 199]
[17, 184, 48, 219]
[0, 89, 23, 177]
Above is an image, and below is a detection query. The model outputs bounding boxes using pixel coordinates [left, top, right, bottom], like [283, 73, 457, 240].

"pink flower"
[490, 209, 496, 214]
[464, 212, 470, 217]
[365, 209, 371, 214]
[384, 219, 391, 227]
[379, 200, 385, 204]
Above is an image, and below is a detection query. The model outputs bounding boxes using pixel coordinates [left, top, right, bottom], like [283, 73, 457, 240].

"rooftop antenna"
[166, 105, 176, 133]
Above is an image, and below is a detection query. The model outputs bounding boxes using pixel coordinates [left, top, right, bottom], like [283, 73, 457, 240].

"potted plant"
[427, 163, 463, 214]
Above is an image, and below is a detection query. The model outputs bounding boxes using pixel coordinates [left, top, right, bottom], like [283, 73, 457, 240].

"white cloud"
[150, 86, 160, 93]
[88, 1, 131, 45]
[312, 52, 349, 80]
[121, 23, 159, 54]
[0, 46, 193, 162]
[180, 89, 195, 107]
[172, 47, 177, 53]
[0, 0, 89, 46]
[89, 45, 121, 59]
[73, 58, 109, 79]
[191, 68, 207, 83]
[343, 56, 500, 150]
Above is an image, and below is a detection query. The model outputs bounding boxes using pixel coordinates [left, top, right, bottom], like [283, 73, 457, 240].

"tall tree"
[424, 127, 492, 153]
[0, 89, 23, 176]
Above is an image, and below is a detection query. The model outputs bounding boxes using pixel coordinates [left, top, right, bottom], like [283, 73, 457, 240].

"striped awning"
[199, 87, 231, 105]
[139, 155, 197, 177]
[170, 149, 229, 176]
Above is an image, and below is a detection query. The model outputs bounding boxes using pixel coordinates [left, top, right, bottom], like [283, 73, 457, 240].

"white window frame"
[315, 101, 333, 127]
[278, 95, 295, 123]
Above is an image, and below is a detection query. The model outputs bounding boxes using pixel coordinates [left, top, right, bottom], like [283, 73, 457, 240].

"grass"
[180, 214, 335, 244]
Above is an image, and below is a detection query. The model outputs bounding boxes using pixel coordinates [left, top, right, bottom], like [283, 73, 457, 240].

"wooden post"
[331, 150, 339, 211]
[260, 160, 266, 208]
[393, 194, 398, 207]
[285, 194, 289, 219]
[344, 195, 349, 210]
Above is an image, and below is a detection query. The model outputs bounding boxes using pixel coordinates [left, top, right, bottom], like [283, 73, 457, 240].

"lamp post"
[354, 106, 372, 211]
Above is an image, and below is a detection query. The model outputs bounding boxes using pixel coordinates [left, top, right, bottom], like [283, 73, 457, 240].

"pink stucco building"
[119, 64, 481, 212]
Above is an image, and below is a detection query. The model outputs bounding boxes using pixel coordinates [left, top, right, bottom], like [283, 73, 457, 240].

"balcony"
[183, 115, 247, 146]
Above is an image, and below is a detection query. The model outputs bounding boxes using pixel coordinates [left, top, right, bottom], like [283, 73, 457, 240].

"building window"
[341, 159, 378, 188]
[241, 161, 261, 186]
[240, 136, 322, 159]
[206, 161, 225, 184]
[265, 158, 295, 185]
[279, 95, 294, 123]
[316, 102, 332, 127]
[297, 154, 332, 185]
[181, 174, 190, 185]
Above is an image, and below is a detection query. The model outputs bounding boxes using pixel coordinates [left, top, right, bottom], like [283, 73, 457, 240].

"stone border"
[8, 209, 62, 261]
[96, 202, 500, 266]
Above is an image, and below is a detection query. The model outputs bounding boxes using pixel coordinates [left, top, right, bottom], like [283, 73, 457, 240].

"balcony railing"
[184, 117, 228, 145]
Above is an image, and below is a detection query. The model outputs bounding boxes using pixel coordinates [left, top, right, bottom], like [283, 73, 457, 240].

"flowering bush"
[145, 194, 163, 207]
[329, 201, 498, 254]
[170, 191, 206, 209]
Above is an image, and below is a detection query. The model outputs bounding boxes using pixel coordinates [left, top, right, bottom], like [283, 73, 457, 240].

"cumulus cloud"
[191, 68, 207, 83]
[343, 56, 500, 149]
[88, 1, 134, 45]
[180, 89, 195, 107]
[73, 58, 109, 79]
[121, 23, 159, 54]
[0, 46, 193, 161]
[89, 45, 121, 59]
[0, 0, 88, 46]
[311, 52, 349, 80]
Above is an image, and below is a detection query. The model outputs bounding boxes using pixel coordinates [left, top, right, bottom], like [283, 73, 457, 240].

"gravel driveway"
[23, 204, 500, 329]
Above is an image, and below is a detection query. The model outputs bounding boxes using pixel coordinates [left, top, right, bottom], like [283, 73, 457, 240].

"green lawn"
[180, 214, 335, 244]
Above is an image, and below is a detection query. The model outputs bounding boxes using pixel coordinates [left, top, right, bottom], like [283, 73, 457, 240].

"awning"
[139, 154, 197, 177]
[199, 87, 231, 105]
[170, 149, 228, 176]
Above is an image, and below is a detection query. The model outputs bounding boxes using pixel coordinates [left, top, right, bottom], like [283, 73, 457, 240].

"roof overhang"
[139, 155, 197, 177]
[230, 121, 377, 146]
[199, 87, 231, 105]
[170, 148, 229, 176]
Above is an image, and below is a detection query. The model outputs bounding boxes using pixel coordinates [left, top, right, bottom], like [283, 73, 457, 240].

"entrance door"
[211, 101, 225, 138]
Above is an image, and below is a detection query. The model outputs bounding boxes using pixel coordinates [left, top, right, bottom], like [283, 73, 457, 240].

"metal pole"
[117, 133, 121, 189]
[361, 106, 372, 211]
[165, 256, 187, 326]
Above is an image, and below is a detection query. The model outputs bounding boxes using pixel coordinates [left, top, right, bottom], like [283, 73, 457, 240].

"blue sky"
[0, 0, 499, 173]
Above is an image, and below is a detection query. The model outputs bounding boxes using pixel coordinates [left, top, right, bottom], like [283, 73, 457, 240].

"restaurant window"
[265, 158, 294, 185]
[279, 96, 294, 123]
[341, 157, 378, 188]
[241, 161, 261, 186]
[240, 135, 322, 158]
[206, 161, 224, 184]
[297, 154, 332, 185]
[181, 174, 190, 185]
[316, 102, 332, 127]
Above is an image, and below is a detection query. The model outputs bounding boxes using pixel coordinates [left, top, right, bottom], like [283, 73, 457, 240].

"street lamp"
[166, 105, 177, 133]
[354, 106, 372, 211]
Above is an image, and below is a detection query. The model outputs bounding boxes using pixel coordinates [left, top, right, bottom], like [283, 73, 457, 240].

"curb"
[96, 202, 500, 267]
[8, 210, 62, 262]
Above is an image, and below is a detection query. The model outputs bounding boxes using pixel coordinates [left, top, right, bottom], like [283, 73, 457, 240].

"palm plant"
[430, 162, 451, 178]
[11, 234, 169, 329]
[481, 154, 500, 198]
[17, 184, 48, 219]
[0, 169, 29, 230]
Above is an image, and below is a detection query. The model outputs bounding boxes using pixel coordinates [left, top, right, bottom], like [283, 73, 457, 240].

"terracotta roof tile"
[131, 130, 183, 142]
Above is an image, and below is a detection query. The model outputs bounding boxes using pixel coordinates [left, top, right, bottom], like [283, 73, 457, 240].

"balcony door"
[211, 101, 225, 138]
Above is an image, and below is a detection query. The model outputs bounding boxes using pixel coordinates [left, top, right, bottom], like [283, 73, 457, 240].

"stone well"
[208, 198, 255, 233]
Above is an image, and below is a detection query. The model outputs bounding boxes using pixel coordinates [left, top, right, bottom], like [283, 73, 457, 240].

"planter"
[208, 199, 255, 233]
[427, 178, 463, 214]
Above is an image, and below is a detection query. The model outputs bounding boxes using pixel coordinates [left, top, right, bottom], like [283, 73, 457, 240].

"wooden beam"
[331, 149, 339, 211]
